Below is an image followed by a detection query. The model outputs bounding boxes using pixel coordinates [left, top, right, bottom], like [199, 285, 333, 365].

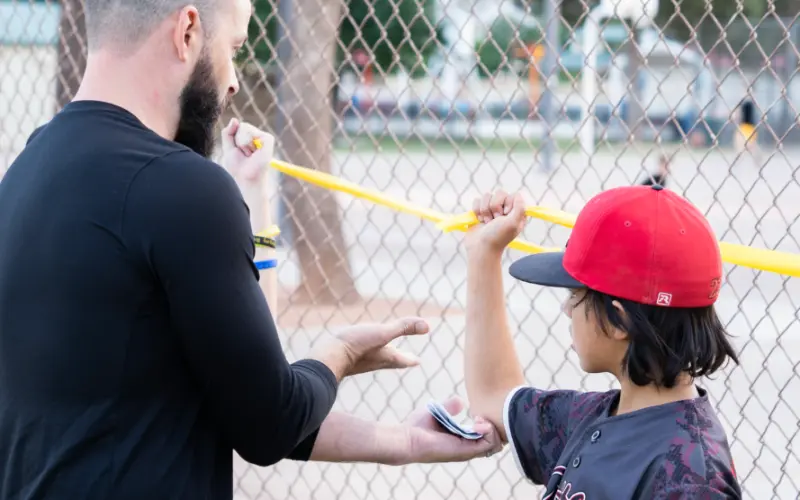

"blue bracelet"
[255, 259, 278, 270]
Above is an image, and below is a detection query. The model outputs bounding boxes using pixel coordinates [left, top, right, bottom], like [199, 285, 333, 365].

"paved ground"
[4, 45, 800, 499]
[230, 144, 800, 500]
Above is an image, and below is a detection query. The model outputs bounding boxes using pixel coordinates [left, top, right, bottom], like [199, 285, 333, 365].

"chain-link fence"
[3, 0, 800, 498]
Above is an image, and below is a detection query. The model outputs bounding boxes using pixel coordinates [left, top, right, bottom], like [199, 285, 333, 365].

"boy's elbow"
[466, 386, 514, 441]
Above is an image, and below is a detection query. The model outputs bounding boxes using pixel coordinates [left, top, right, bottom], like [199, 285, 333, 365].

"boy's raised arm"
[463, 190, 527, 441]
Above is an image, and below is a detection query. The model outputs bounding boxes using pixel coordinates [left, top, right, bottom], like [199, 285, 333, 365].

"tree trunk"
[56, 0, 87, 111]
[279, 0, 360, 305]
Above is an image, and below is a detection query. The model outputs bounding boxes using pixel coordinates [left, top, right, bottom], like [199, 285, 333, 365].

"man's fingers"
[222, 118, 239, 136]
[334, 317, 428, 373]
[380, 317, 429, 344]
[380, 346, 419, 369]
[437, 431, 503, 462]
[220, 118, 240, 150]
[439, 396, 465, 416]
[233, 122, 257, 150]
[470, 418, 504, 457]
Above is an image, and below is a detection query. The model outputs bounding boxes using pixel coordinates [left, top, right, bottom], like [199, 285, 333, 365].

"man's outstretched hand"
[400, 396, 503, 464]
[311, 318, 429, 381]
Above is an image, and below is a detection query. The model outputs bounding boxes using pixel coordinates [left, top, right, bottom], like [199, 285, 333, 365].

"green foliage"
[247, 0, 276, 65]
[340, 0, 440, 76]
[654, 0, 769, 42]
[247, 0, 800, 75]
[476, 17, 541, 77]
[248, 0, 440, 76]
[527, 0, 798, 42]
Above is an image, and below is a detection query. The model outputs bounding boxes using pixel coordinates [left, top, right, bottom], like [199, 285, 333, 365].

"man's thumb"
[383, 317, 430, 342]
[221, 118, 240, 149]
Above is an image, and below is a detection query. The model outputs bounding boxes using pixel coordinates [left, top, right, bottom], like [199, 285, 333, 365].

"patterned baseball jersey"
[503, 386, 742, 499]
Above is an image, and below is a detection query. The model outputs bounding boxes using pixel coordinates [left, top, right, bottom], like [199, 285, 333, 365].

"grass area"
[333, 134, 730, 156]
[333, 134, 590, 154]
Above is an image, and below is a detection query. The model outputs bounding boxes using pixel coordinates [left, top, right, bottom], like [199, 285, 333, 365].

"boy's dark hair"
[578, 288, 740, 388]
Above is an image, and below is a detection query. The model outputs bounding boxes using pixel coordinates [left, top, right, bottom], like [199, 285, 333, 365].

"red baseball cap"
[509, 185, 723, 307]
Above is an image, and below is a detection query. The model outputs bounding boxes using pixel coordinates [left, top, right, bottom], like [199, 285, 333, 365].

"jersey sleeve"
[654, 485, 731, 500]
[503, 386, 582, 485]
[121, 151, 337, 466]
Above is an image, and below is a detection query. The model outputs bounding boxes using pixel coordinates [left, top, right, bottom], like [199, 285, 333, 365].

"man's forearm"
[464, 247, 525, 441]
[235, 171, 278, 311]
[255, 201, 277, 311]
[307, 412, 409, 465]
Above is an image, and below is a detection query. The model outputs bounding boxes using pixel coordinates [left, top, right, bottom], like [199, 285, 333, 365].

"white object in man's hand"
[402, 396, 503, 463]
[308, 397, 503, 465]
[426, 400, 484, 439]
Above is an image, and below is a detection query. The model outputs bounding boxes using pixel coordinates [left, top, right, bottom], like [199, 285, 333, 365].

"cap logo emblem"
[656, 292, 673, 306]
[709, 278, 721, 299]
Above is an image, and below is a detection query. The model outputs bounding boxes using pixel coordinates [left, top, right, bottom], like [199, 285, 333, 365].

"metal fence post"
[539, 0, 560, 172]
[274, 0, 293, 246]
[625, 22, 644, 142]
[783, 19, 799, 140]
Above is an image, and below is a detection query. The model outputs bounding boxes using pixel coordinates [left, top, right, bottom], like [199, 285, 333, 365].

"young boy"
[463, 185, 742, 498]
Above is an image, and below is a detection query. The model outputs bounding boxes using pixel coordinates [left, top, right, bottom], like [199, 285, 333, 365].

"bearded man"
[0, 1, 500, 499]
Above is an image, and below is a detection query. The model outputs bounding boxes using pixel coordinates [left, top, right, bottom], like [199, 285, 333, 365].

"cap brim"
[508, 252, 585, 289]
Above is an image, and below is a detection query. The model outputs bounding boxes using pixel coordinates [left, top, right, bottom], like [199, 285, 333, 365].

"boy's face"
[562, 289, 628, 376]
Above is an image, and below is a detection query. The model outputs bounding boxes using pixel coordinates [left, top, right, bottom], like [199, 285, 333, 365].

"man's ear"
[609, 300, 629, 341]
[173, 6, 202, 62]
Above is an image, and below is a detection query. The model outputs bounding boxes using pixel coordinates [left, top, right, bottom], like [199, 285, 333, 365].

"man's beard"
[174, 52, 227, 158]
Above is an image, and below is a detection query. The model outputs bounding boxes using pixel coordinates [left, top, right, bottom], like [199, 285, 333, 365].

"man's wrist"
[309, 338, 352, 383]
[374, 423, 413, 466]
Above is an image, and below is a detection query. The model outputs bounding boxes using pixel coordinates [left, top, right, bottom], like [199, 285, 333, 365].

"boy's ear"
[609, 300, 629, 341]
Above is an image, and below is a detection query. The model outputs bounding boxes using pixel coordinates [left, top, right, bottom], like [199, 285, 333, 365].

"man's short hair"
[578, 288, 740, 388]
[84, 0, 217, 49]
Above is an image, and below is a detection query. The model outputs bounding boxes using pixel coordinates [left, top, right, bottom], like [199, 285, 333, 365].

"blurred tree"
[340, 0, 440, 76]
[245, 0, 440, 304]
[476, 16, 541, 77]
[272, 0, 361, 305]
[247, 0, 277, 66]
[523, 0, 793, 42]
[655, 0, 768, 42]
[250, 0, 440, 76]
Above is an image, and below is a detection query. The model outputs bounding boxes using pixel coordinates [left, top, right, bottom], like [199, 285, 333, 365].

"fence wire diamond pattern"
[2, 0, 800, 498]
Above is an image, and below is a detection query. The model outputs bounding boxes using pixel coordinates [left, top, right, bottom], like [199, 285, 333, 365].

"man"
[0, 1, 500, 499]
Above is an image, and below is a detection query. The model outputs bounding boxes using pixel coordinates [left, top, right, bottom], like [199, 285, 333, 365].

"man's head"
[509, 185, 739, 387]
[83, 0, 252, 157]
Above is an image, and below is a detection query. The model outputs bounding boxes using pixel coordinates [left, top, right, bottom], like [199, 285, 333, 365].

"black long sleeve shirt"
[0, 100, 338, 500]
